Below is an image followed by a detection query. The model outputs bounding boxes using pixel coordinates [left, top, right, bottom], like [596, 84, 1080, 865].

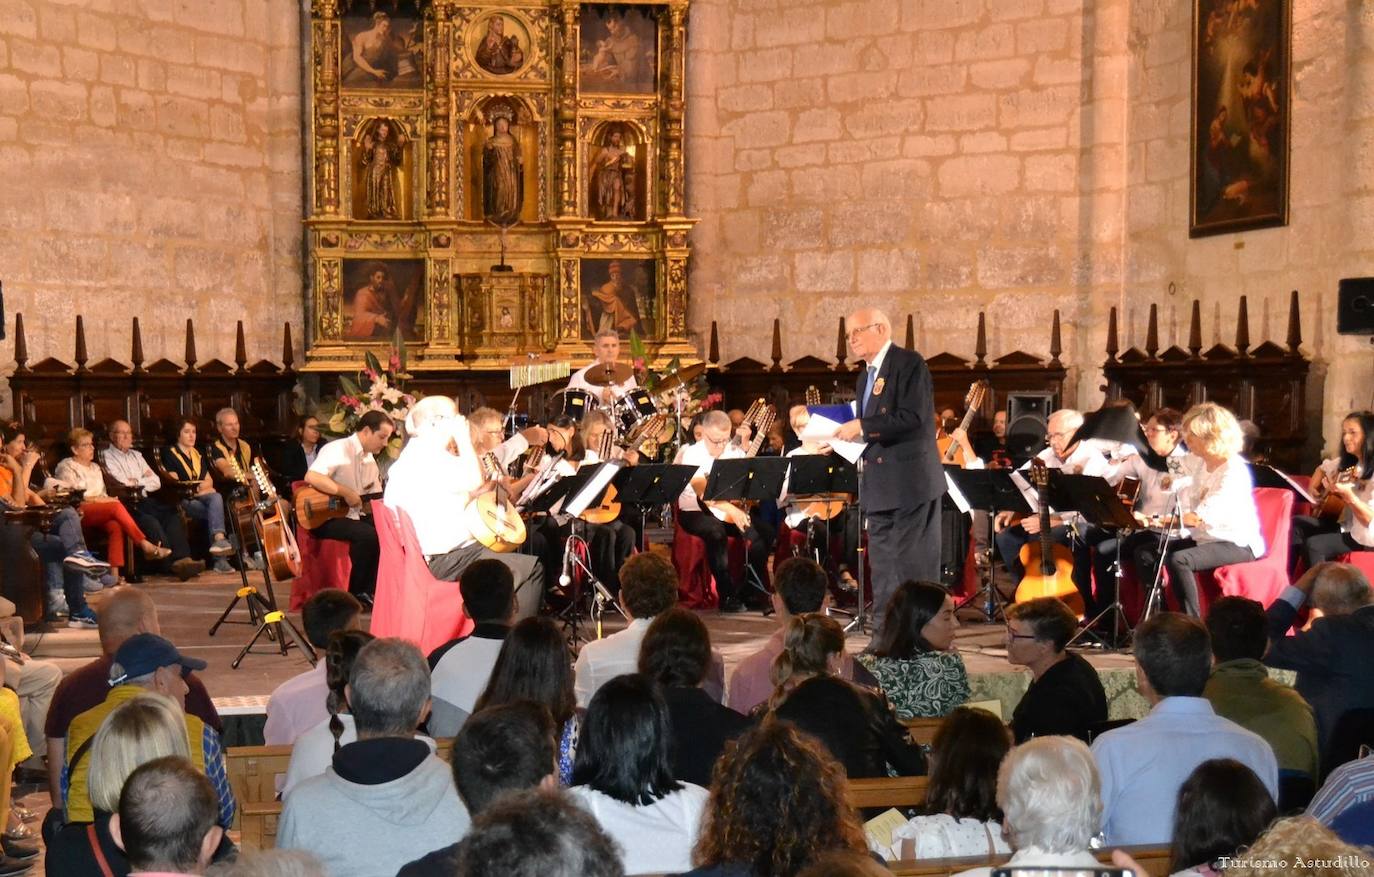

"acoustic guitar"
[939, 380, 989, 466]
[249, 460, 301, 581]
[464, 452, 527, 552]
[294, 485, 382, 531]
[705, 403, 776, 528]
[1013, 458, 1083, 615]
[579, 414, 668, 525]
[1315, 466, 1359, 521]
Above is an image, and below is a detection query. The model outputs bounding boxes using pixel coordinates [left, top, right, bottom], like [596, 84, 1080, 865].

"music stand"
[704, 457, 789, 607]
[947, 468, 1032, 622]
[1248, 463, 1316, 503]
[785, 454, 859, 601]
[615, 464, 697, 552]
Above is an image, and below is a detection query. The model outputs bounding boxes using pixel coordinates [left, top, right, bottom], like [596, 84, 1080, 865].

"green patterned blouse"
[857, 651, 971, 719]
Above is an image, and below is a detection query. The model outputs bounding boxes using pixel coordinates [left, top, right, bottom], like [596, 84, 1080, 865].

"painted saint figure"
[347, 263, 418, 340]
[591, 130, 634, 221]
[360, 119, 405, 220]
[482, 111, 523, 226]
[351, 12, 400, 83]
[585, 260, 644, 337]
[475, 15, 524, 75]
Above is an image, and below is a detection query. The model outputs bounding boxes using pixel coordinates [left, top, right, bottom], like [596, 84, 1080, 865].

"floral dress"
[557, 716, 579, 785]
[856, 650, 971, 719]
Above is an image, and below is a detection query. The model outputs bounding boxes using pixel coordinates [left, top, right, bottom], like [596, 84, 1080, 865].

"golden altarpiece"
[303, 0, 695, 379]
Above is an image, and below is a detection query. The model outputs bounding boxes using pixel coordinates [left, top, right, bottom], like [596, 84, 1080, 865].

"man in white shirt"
[305, 410, 391, 601]
[1092, 613, 1278, 846]
[101, 419, 203, 579]
[565, 329, 637, 407]
[383, 396, 544, 620]
[427, 559, 514, 737]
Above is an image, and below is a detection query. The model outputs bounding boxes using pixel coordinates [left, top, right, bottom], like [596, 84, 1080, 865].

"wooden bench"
[887, 845, 1171, 877]
[846, 774, 929, 810]
[901, 716, 945, 747]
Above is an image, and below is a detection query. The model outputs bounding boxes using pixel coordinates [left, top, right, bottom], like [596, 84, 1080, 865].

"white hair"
[404, 395, 458, 439]
[998, 736, 1102, 853]
[1049, 409, 1084, 431]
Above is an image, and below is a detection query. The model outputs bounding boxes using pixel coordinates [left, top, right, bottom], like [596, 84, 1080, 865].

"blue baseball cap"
[109, 633, 207, 687]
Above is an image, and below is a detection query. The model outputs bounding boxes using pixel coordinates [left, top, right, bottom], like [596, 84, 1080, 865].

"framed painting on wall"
[341, 258, 425, 342]
[1190, 0, 1290, 237]
[580, 258, 655, 340]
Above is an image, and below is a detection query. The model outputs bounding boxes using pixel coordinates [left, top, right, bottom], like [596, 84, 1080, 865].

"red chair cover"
[670, 507, 746, 610]
[289, 481, 352, 611]
[370, 500, 473, 654]
[1338, 550, 1374, 579]
[1200, 487, 1294, 613]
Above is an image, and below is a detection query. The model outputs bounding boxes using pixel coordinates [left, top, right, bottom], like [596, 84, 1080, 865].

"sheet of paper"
[944, 470, 971, 514]
[800, 413, 868, 465]
[863, 808, 909, 851]
[966, 699, 1004, 720]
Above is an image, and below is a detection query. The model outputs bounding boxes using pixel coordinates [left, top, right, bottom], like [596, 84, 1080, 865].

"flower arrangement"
[326, 345, 419, 459]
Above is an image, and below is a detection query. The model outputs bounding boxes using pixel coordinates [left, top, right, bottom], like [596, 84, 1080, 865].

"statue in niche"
[359, 118, 406, 219]
[590, 128, 635, 221]
[475, 15, 524, 75]
[482, 106, 523, 227]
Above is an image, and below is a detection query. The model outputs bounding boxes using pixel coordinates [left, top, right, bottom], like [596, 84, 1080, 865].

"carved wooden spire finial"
[708, 321, 719, 366]
[234, 321, 247, 373]
[1187, 300, 1202, 359]
[131, 318, 145, 373]
[835, 316, 848, 369]
[282, 322, 295, 371]
[184, 318, 197, 372]
[904, 314, 914, 350]
[1146, 304, 1159, 359]
[1286, 289, 1302, 354]
[1049, 310, 1062, 367]
[974, 312, 988, 367]
[769, 318, 782, 372]
[1106, 307, 1119, 361]
[1236, 296, 1250, 356]
[12, 313, 27, 373]
[74, 316, 88, 374]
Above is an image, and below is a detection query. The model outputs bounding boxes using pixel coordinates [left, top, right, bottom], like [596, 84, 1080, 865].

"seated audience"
[471, 617, 579, 784]
[282, 630, 376, 797]
[48, 692, 235, 876]
[881, 706, 1012, 861]
[278, 638, 470, 877]
[574, 553, 724, 706]
[158, 418, 236, 567]
[398, 701, 559, 877]
[109, 757, 226, 877]
[1263, 561, 1374, 765]
[45, 588, 221, 816]
[263, 590, 362, 747]
[770, 613, 926, 779]
[856, 580, 970, 719]
[1291, 411, 1374, 569]
[101, 419, 203, 580]
[1092, 613, 1278, 846]
[428, 559, 515, 737]
[452, 787, 623, 877]
[637, 607, 749, 786]
[685, 719, 870, 876]
[953, 736, 1104, 877]
[1204, 596, 1318, 779]
[1005, 597, 1107, 743]
[280, 415, 323, 487]
[1169, 759, 1277, 877]
[568, 674, 709, 875]
[1219, 815, 1370, 877]
[1307, 745, 1374, 834]
[727, 557, 875, 714]
[64, 634, 235, 829]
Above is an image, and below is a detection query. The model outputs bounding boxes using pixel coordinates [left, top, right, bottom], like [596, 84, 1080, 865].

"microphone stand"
[1141, 464, 1187, 624]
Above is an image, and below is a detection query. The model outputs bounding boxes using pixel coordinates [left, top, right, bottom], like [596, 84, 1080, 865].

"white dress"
[567, 783, 709, 875]
[874, 814, 1010, 862]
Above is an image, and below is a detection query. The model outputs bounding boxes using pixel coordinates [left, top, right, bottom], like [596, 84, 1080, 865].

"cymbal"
[654, 361, 706, 394]
[583, 362, 634, 386]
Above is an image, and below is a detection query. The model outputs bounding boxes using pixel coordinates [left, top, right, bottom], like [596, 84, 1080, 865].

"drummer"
[566, 329, 637, 406]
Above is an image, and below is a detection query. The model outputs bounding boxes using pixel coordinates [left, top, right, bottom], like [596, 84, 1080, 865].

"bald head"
[845, 307, 893, 361]
[99, 587, 159, 655]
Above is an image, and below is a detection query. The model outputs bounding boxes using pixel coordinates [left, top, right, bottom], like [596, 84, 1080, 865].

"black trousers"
[590, 520, 636, 596]
[1134, 537, 1254, 617]
[677, 509, 773, 603]
[426, 542, 543, 620]
[1091, 529, 1159, 609]
[866, 499, 941, 631]
[314, 516, 381, 598]
[996, 522, 1096, 617]
[133, 499, 192, 561]
[1303, 529, 1369, 568]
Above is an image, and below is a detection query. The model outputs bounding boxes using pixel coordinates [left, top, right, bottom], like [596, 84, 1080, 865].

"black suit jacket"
[773, 675, 926, 779]
[1265, 599, 1374, 754]
[853, 343, 944, 510]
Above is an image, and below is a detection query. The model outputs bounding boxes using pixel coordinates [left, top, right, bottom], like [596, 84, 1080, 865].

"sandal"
[142, 543, 173, 560]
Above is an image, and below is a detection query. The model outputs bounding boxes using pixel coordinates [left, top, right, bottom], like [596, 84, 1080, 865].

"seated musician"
[577, 411, 637, 596]
[994, 409, 1107, 617]
[566, 329, 637, 407]
[54, 428, 173, 579]
[207, 407, 259, 487]
[101, 419, 203, 579]
[677, 410, 775, 613]
[303, 410, 392, 604]
[1132, 403, 1265, 618]
[279, 414, 322, 486]
[159, 418, 236, 570]
[1291, 410, 1374, 570]
[382, 396, 543, 620]
[466, 406, 550, 580]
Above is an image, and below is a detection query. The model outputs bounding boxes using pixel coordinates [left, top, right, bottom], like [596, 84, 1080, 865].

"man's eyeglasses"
[1005, 627, 1039, 641]
[847, 322, 881, 341]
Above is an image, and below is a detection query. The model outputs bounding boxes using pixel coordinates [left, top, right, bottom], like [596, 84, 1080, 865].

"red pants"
[80, 501, 147, 568]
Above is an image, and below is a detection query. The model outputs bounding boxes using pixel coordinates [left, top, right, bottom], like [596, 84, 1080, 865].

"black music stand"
[1248, 463, 1316, 503]
[784, 454, 859, 605]
[615, 464, 697, 552]
[560, 463, 625, 642]
[703, 457, 789, 607]
[947, 467, 1032, 622]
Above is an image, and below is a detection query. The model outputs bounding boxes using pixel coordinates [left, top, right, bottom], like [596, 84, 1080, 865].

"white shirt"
[1346, 478, 1374, 547]
[1179, 453, 1265, 557]
[53, 458, 107, 497]
[877, 814, 1009, 862]
[1017, 441, 1110, 526]
[282, 714, 438, 797]
[567, 362, 638, 400]
[574, 616, 651, 708]
[430, 634, 507, 733]
[853, 340, 893, 418]
[568, 783, 709, 876]
[1106, 444, 1187, 518]
[383, 425, 484, 556]
[264, 662, 330, 747]
[676, 441, 744, 515]
[309, 434, 383, 521]
[100, 447, 161, 493]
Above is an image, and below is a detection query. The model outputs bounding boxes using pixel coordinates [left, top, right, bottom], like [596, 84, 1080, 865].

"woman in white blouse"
[1132, 403, 1264, 617]
[55, 428, 171, 574]
[1292, 411, 1374, 570]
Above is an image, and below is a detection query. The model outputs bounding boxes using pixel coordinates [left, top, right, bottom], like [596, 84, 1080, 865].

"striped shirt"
[1308, 754, 1374, 824]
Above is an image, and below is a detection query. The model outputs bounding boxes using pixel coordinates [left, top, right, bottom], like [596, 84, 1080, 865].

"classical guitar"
[464, 452, 527, 552]
[579, 414, 667, 525]
[706, 403, 776, 528]
[222, 452, 263, 551]
[1013, 458, 1083, 615]
[249, 460, 301, 580]
[294, 485, 383, 531]
[939, 380, 990, 467]
[1316, 466, 1360, 521]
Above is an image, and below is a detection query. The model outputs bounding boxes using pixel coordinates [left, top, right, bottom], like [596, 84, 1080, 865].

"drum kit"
[554, 361, 707, 457]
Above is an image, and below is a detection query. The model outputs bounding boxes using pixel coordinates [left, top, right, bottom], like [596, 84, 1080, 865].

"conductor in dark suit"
[834, 308, 944, 630]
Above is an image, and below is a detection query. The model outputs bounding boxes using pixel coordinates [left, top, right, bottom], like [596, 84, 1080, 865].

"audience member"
[281, 630, 376, 797]
[279, 415, 324, 486]
[452, 787, 624, 877]
[1, 617, 63, 772]
[1005, 597, 1107, 743]
[278, 639, 469, 877]
[685, 719, 869, 877]
[206, 849, 325, 877]
[1221, 815, 1371, 877]
[1169, 759, 1277, 877]
[771, 614, 926, 779]
[428, 559, 515, 737]
[638, 607, 749, 787]
[45, 588, 221, 812]
[568, 674, 708, 875]
[1092, 613, 1277, 846]
[109, 757, 225, 877]
[262, 590, 362, 747]
[64, 634, 235, 828]
[856, 581, 970, 718]
[1307, 746, 1374, 835]
[398, 701, 559, 877]
[726, 557, 876, 713]
[882, 707, 1012, 861]
[953, 736, 1103, 877]
[1263, 562, 1374, 762]
[1204, 596, 1318, 779]
[101, 419, 203, 579]
[471, 617, 579, 783]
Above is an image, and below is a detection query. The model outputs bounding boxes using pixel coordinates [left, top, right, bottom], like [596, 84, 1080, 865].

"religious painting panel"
[465, 10, 532, 77]
[1190, 0, 1290, 237]
[340, 2, 424, 90]
[580, 257, 656, 340]
[586, 121, 646, 222]
[340, 258, 426, 342]
[579, 5, 659, 94]
[351, 117, 415, 220]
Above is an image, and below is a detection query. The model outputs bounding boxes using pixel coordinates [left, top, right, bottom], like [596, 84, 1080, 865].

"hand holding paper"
[801, 413, 867, 465]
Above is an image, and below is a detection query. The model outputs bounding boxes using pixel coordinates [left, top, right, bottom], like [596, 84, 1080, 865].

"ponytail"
[766, 613, 844, 712]
[324, 629, 375, 753]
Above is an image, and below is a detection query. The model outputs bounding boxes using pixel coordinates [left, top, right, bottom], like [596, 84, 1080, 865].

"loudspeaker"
[1007, 392, 1054, 440]
[1338, 278, 1374, 335]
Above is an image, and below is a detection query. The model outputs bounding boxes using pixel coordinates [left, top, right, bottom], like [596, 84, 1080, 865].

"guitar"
[223, 453, 263, 551]
[706, 404, 776, 528]
[579, 414, 667, 525]
[249, 460, 302, 581]
[1013, 458, 1083, 615]
[797, 385, 848, 521]
[464, 452, 527, 552]
[1316, 466, 1359, 521]
[294, 485, 383, 530]
[939, 381, 990, 466]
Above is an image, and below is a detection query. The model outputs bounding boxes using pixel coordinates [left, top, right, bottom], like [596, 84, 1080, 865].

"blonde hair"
[1182, 402, 1244, 459]
[768, 613, 844, 710]
[1223, 815, 1371, 876]
[68, 427, 93, 453]
[87, 692, 190, 812]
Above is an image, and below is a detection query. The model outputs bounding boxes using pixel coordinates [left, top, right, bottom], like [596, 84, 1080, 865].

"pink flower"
[633, 356, 646, 371]
[339, 395, 359, 408]
[389, 354, 401, 372]
[364, 369, 379, 382]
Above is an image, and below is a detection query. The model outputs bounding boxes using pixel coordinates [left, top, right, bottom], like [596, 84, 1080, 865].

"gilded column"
[555, 1, 580, 216]
[425, 1, 454, 217]
[661, 3, 688, 217]
[311, 0, 342, 217]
